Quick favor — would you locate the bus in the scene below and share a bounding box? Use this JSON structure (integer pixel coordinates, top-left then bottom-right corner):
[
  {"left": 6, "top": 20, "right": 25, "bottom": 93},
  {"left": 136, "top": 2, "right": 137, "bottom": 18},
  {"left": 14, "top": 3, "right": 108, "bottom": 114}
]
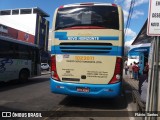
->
[
  {"left": 127, "top": 43, "right": 150, "bottom": 75},
  {"left": 0, "top": 35, "right": 41, "bottom": 82},
  {"left": 50, "top": 3, "right": 124, "bottom": 98}
]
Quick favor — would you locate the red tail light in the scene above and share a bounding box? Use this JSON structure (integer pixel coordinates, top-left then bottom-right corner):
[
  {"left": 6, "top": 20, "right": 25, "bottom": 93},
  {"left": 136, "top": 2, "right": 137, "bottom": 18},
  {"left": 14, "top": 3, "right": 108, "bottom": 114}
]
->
[
  {"left": 58, "top": 6, "right": 64, "bottom": 10},
  {"left": 112, "top": 4, "right": 117, "bottom": 7},
  {"left": 109, "top": 57, "right": 122, "bottom": 84},
  {"left": 51, "top": 55, "right": 60, "bottom": 81}
]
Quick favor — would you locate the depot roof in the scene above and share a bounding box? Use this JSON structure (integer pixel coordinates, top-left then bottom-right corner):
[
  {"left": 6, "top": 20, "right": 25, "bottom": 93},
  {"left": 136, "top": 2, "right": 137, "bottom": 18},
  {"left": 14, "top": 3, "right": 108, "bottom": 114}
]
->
[{"left": 132, "top": 20, "right": 153, "bottom": 45}]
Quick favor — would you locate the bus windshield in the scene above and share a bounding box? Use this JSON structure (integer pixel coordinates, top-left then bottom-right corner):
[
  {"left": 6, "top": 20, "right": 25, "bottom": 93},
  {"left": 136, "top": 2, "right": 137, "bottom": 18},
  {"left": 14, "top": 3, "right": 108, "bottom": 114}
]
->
[{"left": 55, "top": 6, "right": 119, "bottom": 30}]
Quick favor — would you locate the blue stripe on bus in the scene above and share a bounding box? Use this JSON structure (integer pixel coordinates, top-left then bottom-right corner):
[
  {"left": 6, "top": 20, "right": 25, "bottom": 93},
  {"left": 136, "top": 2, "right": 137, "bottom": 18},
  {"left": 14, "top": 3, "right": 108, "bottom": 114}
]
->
[
  {"left": 50, "top": 78, "right": 121, "bottom": 98},
  {"left": 51, "top": 45, "right": 123, "bottom": 56},
  {"left": 55, "top": 32, "right": 119, "bottom": 41}
]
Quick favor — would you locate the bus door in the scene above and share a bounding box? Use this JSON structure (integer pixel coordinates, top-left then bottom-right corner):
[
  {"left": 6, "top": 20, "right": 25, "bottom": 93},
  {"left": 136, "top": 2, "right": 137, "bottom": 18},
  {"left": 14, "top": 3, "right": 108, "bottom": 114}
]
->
[{"left": 31, "top": 48, "right": 40, "bottom": 76}]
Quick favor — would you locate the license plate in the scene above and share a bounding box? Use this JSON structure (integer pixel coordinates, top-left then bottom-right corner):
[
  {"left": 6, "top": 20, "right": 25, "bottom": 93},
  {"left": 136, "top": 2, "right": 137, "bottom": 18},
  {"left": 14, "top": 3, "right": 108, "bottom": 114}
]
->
[{"left": 77, "top": 87, "right": 89, "bottom": 92}]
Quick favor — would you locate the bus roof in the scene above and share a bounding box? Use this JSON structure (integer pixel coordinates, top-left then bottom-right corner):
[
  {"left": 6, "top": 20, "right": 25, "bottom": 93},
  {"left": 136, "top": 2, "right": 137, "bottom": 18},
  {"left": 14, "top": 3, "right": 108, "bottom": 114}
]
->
[
  {"left": 59, "top": 2, "right": 118, "bottom": 8},
  {"left": 0, "top": 35, "right": 38, "bottom": 48}
]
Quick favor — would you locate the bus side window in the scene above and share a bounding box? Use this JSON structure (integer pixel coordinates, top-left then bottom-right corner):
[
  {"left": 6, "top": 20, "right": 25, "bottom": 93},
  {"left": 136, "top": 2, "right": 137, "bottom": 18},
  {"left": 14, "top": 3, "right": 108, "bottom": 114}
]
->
[
  {"left": 9, "top": 43, "right": 15, "bottom": 59},
  {"left": 14, "top": 43, "right": 19, "bottom": 59},
  {"left": 0, "top": 40, "right": 14, "bottom": 59},
  {"left": 28, "top": 47, "right": 32, "bottom": 60},
  {"left": 0, "top": 40, "right": 6, "bottom": 58},
  {"left": 18, "top": 45, "right": 29, "bottom": 60},
  {"left": 29, "top": 47, "right": 36, "bottom": 62}
]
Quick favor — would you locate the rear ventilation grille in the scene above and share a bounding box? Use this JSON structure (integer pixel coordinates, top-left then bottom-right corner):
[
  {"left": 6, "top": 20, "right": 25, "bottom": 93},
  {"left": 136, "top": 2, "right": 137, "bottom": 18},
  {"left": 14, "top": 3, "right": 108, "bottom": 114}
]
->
[
  {"left": 59, "top": 42, "right": 113, "bottom": 54},
  {"left": 60, "top": 42, "right": 112, "bottom": 46}
]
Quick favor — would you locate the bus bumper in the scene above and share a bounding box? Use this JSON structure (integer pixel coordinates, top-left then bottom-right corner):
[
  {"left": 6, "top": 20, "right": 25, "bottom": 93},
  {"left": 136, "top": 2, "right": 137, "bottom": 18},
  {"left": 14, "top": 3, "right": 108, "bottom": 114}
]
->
[{"left": 50, "top": 78, "right": 121, "bottom": 98}]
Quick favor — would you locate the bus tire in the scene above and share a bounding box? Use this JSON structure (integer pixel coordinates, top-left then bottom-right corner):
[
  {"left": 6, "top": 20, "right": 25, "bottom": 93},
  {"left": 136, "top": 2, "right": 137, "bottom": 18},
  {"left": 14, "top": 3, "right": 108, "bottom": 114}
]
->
[{"left": 19, "top": 69, "right": 29, "bottom": 82}]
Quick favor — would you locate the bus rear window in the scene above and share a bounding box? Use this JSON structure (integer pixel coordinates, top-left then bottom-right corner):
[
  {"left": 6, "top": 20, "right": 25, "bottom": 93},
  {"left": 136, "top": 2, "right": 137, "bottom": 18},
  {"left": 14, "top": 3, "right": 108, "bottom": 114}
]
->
[{"left": 55, "top": 6, "right": 119, "bottom": 30}]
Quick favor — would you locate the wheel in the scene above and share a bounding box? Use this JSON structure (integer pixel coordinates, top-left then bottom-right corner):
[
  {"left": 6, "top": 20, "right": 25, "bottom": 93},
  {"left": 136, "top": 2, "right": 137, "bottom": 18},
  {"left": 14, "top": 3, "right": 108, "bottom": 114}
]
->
[{"left": 19, "top": 69, "right": 29, "bottom": 82}]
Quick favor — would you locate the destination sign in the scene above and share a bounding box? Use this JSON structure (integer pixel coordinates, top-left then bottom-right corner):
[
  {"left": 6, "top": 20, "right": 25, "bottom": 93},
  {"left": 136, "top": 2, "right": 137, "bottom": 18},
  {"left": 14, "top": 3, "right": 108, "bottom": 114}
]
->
[{"left": 147, "top": 0, "right": 160, "bottom": 36}]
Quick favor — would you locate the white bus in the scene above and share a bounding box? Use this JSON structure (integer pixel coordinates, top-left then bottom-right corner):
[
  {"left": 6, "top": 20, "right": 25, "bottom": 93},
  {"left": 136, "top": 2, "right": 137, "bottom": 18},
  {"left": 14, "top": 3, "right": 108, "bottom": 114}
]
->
[
  {"left": 50, "top": 3, "right": 124, "bottom": 98},
  {"left": 0, "top": 35, "right": 41, "bottom": 82}
]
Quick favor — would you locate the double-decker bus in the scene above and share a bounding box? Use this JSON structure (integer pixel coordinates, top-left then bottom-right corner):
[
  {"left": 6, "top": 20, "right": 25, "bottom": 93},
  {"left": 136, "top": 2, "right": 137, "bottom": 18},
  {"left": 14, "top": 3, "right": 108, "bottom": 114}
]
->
[
  {"left": 50, "top": 3, "right": 124, "bottom": 98},
  {"left": 0, "top": 35, "right": 41, "bottom": 82}
]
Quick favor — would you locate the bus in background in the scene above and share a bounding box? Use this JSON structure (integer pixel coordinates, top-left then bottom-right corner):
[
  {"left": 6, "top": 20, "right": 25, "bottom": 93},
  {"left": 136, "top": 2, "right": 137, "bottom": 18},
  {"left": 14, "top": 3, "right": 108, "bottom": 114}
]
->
[
  {"left": 127, "top": 43, "right": 150, "bottom": 75},
  {"left": 0, "top": 35, "right": 41, "bottom": 82},
  {"left": 50, "top": 3, "right": 124, "bottom": 98}
]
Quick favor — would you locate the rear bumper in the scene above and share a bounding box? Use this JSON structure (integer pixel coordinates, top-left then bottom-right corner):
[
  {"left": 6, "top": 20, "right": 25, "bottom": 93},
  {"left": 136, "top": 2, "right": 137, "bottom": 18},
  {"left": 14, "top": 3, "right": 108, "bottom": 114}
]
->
[{"left": 50, "top": 78, "right": 121, "bottom": 98}]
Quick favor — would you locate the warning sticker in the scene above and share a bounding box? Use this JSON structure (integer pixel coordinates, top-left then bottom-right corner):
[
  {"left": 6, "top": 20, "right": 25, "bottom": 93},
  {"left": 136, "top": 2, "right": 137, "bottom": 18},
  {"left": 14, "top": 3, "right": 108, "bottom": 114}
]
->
[
  {"left": 87, "top": 71, "right": 108, "bottom": 78},
  {"left": 62, "top": 69, "right": 74, "bottom": 77},
  {"left": 56, "top": 55, "right": 63, "bottom": 62}
]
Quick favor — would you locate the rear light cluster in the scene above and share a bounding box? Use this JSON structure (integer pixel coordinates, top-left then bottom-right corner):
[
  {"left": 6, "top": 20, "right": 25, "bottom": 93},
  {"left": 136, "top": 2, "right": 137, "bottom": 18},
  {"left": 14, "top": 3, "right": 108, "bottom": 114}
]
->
[
  {"left": 112, "top": 4, "right": 117, "bottom": 7},
  {"left": 51, "top": 56, "right": 60, "bottom": 81},
  {"left": 58, "top": 6, "right": 64, "bottom": 10},
  {"left": 109, "top": 57, "right": 122, "bottom": 84}
]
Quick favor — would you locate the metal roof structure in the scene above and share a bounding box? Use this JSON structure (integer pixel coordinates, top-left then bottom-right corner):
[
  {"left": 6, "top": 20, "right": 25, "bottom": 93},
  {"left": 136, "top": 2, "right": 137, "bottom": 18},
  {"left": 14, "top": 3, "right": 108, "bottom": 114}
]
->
[
  {"left": 0, "top": 35, "right": 38, "bottom": 47},
  {"left": 0, "top": 7, "right": 49, "bottom": 17},
  {"left": 132, "top": 20, "right": 153, "bottom": 45}
]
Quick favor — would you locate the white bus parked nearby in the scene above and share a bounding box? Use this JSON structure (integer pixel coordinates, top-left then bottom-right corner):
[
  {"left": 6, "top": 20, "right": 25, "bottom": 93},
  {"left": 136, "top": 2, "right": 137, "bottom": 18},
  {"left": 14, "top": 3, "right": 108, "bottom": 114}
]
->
[{"left": 0, "top": 35, "right": 41, "bottom": 82}]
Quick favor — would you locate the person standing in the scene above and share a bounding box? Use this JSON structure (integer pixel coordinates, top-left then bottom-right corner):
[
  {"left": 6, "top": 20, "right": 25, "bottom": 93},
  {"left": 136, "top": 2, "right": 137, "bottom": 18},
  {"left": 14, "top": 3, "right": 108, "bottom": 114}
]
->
[
  {"left": 143, "top": 62, "right": 149, "bottom": 75},
  {"left": 138, "top": 62, "right": 149, "bottom": 94},
  {"left": 138, "top": 71, "right": 148, "bottom": 94},
  {"left": 132, "top": 63, "right": 139, "bottom": 80},
  {"left": 128, "top": 63, "right": 133, "bottom": 79},
  {"left": 138, "top": 62, "right": 142, "bottom": 77},
  {"left": 124, "top": 63, "right": 128, "bottom": 75}
]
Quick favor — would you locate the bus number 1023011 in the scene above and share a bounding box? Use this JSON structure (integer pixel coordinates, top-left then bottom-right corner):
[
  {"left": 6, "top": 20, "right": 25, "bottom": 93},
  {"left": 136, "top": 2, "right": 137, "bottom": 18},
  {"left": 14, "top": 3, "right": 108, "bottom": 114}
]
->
[{"left": 75, "top": 56, "right": 95, "bottom": 61}]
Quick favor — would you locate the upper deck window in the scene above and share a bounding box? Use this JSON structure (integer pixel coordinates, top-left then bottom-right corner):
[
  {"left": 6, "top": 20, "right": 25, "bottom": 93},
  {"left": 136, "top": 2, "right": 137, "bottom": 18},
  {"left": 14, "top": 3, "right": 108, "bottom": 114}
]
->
[{"left": 55, "top": 6, "right": 119, "bottom": 30}]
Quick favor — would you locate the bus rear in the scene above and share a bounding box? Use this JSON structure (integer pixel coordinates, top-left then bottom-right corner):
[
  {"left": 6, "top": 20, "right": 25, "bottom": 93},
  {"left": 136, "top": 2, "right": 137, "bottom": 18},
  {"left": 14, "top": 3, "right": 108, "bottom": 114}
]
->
[{"left": 50, "top": 3, "right": 124, "bottom": 98}]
